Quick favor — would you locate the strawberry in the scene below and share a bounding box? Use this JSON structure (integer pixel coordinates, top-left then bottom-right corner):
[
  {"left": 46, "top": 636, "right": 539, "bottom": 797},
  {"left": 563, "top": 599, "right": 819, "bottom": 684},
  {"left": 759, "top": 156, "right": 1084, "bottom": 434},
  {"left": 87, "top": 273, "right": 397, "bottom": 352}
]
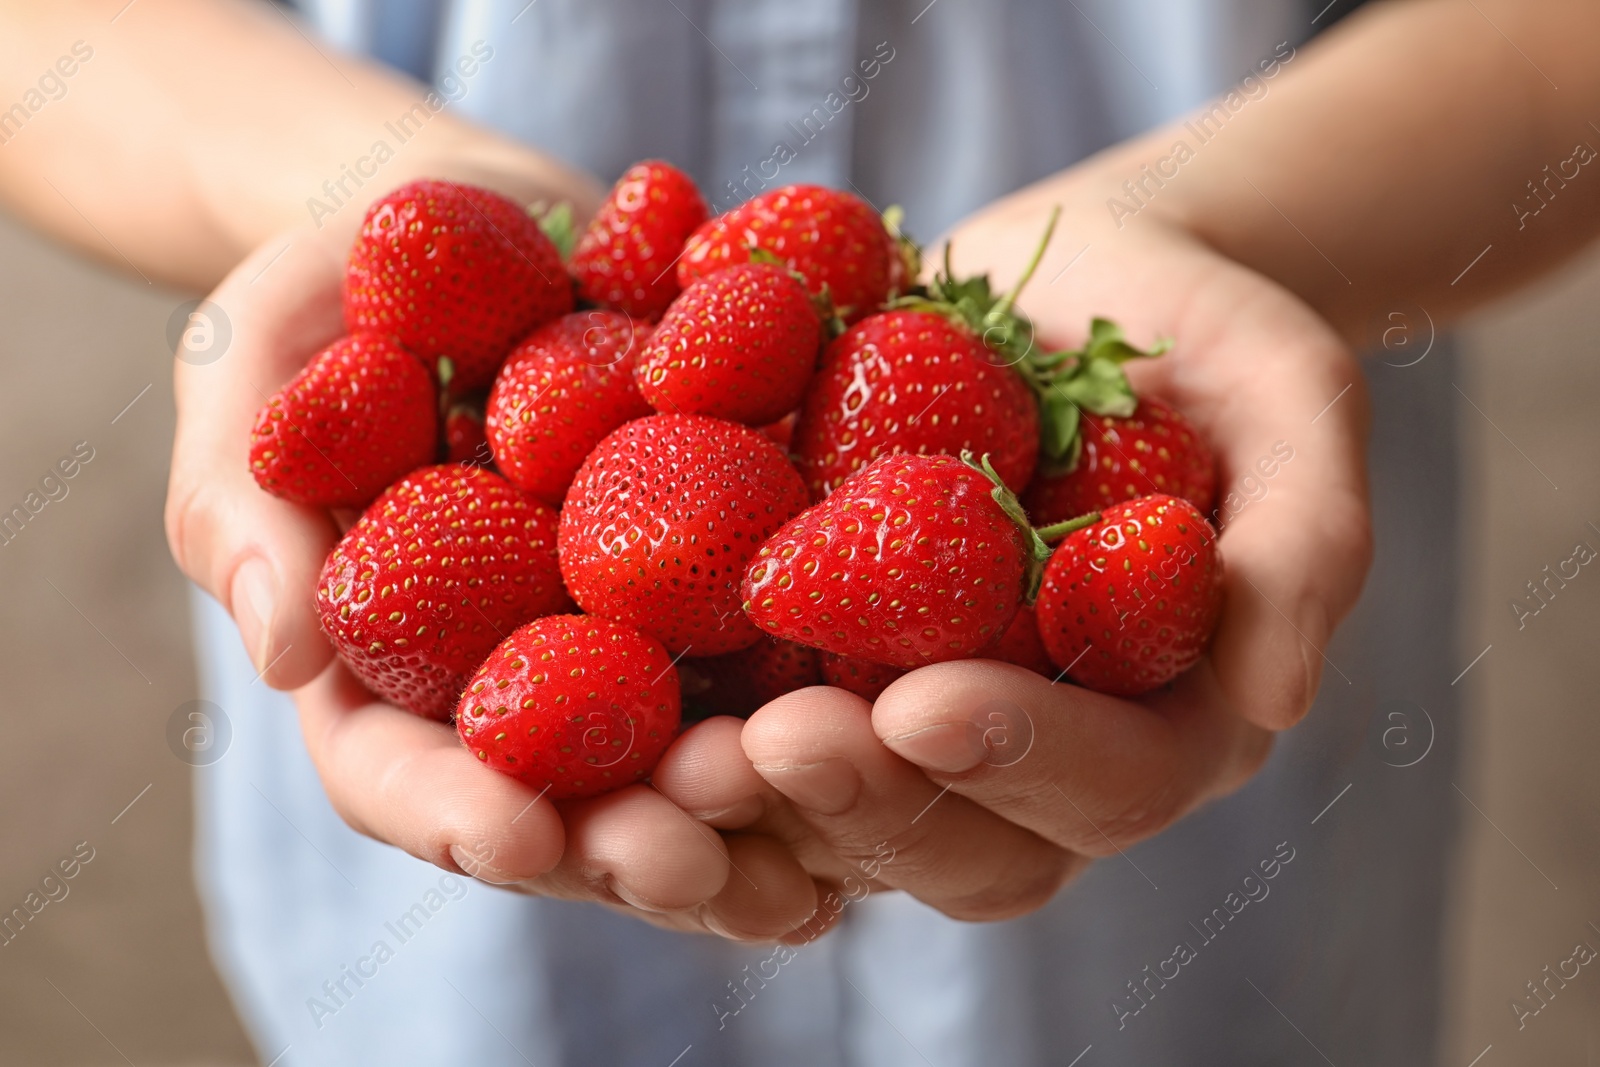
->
[
  {"left": 985, "top": 604, "right": 1056, "bottom": 678},
  {"left": 1035, "top": 494, "right": 1224, "bottom": 697},
  {"left": 743, "top": 452, "right": 1078, "bottom": 669},
  {"left": 819, "top": 653, "right": 906, "bottom": 703},
  {"left": 456, "top": 614, "right": 680, "bottom": 799},
  {"left": 1023, "top": 396, "right": 1215, "bottom": 526},
  {"left": 317, "top": 465, "right": 571, "bottom": 719},
  {"left": 444, "top": 398, "right": 491, "bottom": 467},
  {"left": 793, "top": 309, "right": 1040, "bottom": 500},
  {"left": 571, "top": 161, "right": 709, "bottom": 321},
  {"left": 559, "top": 413, "right": 810, "bottom": 656},
  {"left": 678, "top": 636, "right": 821, "bottom": 720},
  {"left": 250, "top": 334, "right": 436, "bottom": 508},
  {"left": 343, "top": 179, "right": 571, "bottom": 393},
  {"left": 818, "top": 606, "right": 1050, "bottom": 701},
  {"left": 817, "top": 607, "right": 1051, "bottom": 701},
  {"left": 678, "top": 184, "right": 894, "bottom": 320},
  {"left": 485, "top": 310, "right": 654, "bottom": 504},
  {"left": 759, "top": 412, "right": 799, "bottom": 450},
  {"left": 636, "top": 262, "right": 822, "bottom": 425}
]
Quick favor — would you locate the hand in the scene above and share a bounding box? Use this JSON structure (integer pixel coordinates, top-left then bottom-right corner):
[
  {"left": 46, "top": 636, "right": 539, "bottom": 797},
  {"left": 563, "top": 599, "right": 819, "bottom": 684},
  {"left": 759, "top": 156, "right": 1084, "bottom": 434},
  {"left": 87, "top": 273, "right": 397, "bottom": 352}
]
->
[
  {"left": 660, "top": 187, "right": 1373, "bottom": 921},
  {"left": 295, "top": 663, "right": 831, "bottom": 942},
  {"left": 164, "top": 186, "right": 825, "bottom": 942}
]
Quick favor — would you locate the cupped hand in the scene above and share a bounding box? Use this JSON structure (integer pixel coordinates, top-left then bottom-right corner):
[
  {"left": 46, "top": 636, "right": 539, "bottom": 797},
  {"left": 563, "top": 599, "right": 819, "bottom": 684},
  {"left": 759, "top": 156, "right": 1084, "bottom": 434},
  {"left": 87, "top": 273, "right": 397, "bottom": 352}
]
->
[
  {"left": 296, "top": 662, "right": 833, "bottom": 943},
  {"left": 677, "top": 185, "right": 1373, "bottom": 921},
  {"left": 164, "top": 193, "right": 826, "bottom": 942}
]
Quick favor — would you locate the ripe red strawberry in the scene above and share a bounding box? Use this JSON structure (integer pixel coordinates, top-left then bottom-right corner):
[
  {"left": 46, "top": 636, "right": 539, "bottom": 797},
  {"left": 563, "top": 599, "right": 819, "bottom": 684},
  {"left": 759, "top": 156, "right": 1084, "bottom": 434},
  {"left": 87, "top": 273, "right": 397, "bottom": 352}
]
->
[
  {"left": 1035, "top": 494, "right": 1224, "bottom": 697},
  {"left": 636, "top": 262, "right": 822, "bottom": 425},
  {"left": 760, "top": 412, "right": 799, "bottom": 450},
  {"left": 444, "top": 399, "right": 491, "bottom": 467},
  {"left": 678, "top": 636, "right": 821, "bottom": 720},
  {"left": 678, "top": 185, "right": 894, "bottom": 320},
  {"left": 985, "top": 604, "right": 1056, "bottom": 678},
  {"left": 456, "top": 614, "right": 680, "bottom": 799},
  {"left": 820, "top": 653, "right": 906, "bottom": 703},
  {"left": 571, "top": 161, "right": 709, "bottom": 321},
  {"left": 250, "top": 334, "right": 436, "bottom": 508},
  {"left": 559, "top": 414, "right": 810, "bottom": 656},
  {"left": 793, "top": 310, "right": 1040, "bottom": 499},
  {"left": 343, "top": 180, "right": 571, "bottom": 393},
  {"left": 1023, "top": 397, "right": 1215, "bottom": 526},
  {"left": 743, "top": 452, "right": 1065, "bottom": 669},
  {"left": 486, "top": 310, "right": 654, "bottom": 503},
  {"left": 317, "top": 465, "right": 571, "bottom": 719}
]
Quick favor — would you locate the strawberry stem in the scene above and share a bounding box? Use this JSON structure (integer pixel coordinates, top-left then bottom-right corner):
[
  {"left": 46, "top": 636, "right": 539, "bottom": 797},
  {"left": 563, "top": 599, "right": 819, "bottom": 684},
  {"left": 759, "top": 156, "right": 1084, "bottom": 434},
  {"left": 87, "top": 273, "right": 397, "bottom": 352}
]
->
[
  {"left": 435, "top": 356, "right": 456, "bottom": 424},
  {"left": 1034, "top": 511, "right": 1101, "bottom": 543},
  {"left": 960, "top": 450, "right": 1058, "bottom": 607},
  {"left": 986, "top": 205, "right": 1060, "bottom": 324}
]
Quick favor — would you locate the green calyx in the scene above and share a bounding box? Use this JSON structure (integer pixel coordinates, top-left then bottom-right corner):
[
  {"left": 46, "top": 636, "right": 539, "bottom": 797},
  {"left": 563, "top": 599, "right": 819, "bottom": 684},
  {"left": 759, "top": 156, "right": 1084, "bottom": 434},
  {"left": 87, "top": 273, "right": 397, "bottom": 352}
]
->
[
  {"left": 962, "top": 449, "right": 1104, "bottom": 608},
  {"left": 961, "top": 450, "right": 1058, "bottom": 607},
  {"left": 883, "top": 204, "right": 923, "bottom": 299},
  {"left": 895, "top": 206, "right": 1172, "bottom": 472},
  {"left": 532, "top": 200, "right": 578, "bottom": 261},
  {"left": 748, "top": 246, "right": 847, "bottom": 338}
]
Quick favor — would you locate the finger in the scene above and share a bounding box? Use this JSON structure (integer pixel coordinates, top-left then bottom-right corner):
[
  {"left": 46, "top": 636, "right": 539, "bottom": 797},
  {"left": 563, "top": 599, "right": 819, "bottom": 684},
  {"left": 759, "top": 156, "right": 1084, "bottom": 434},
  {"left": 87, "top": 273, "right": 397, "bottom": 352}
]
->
[
  {"left": 872, "top": 659, "right": 1272, "bottom": 855},
  {"left": 166, "top": 230, "right": 347, "bottom": 689},
  {"left": 296, "top": 659, "right": 566, "bottom": 880},
  {"left": 1199, "top": 337, "right": 1371, "bottom": 730},
  {"left": 652, "top": 713, "right": 862, "bottom": 884},
  {"left": 694, "top": 834, "right": 825, "bottom": 942},
  {"left": 745, "top": 687, "right": 1082, "bottom": 922},
  {"left": 525, "top": 785, "right": 732, "bottom": 912},
  {"left": 651, "top": 716, "right": 777, "bottom": 828},
  {"left": 1115, "top": 261, "right": 1372, "bottom": 731}
]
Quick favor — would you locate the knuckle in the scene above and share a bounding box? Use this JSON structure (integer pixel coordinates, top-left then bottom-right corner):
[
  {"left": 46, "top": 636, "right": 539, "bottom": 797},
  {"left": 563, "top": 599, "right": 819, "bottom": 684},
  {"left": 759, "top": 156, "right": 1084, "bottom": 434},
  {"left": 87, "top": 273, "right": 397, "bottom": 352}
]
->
[{"left": 1071, "top": 776, "right": 1185, "bottom": 853}]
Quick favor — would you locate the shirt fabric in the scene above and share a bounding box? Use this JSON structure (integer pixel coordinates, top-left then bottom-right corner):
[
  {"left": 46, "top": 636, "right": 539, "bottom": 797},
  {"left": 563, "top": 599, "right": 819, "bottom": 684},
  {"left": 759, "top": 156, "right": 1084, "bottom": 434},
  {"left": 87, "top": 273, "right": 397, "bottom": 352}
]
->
[{"left": 194, "top": 2, "right": 1460, "bottom": 1064}]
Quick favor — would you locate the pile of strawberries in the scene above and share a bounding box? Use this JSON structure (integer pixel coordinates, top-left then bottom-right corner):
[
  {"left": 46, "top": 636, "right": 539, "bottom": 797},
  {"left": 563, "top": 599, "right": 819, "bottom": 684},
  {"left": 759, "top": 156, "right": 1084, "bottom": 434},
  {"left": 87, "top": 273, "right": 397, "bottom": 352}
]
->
[{"left": 249, "top": 163, "right": 1223, "bottom": 801}]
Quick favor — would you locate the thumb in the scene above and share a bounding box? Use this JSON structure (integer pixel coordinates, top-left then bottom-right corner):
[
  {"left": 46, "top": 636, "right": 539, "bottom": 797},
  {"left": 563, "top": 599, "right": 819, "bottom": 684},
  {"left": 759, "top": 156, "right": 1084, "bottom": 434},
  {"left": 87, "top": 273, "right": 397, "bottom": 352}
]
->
[{"left": 164, "top": 230, "right": 346, "bottom": 689}]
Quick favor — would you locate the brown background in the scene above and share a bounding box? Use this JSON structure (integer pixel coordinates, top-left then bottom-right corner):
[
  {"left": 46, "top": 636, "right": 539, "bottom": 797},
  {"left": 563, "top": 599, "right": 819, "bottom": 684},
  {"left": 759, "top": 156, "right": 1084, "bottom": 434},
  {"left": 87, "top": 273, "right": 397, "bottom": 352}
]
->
[{"left": 0, "top": 206, "right": 1596, "bottom": 1065}]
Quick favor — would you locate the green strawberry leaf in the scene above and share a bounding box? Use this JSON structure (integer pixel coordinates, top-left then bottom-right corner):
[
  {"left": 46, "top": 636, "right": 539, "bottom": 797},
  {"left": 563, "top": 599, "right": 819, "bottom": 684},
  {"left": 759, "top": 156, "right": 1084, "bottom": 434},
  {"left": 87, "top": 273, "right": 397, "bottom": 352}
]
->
[
  {"left": 1037, "top": 390, "right": 1082, "bottom": 467},
  {"left": 536, "top": 201, "right": 578, "bottom": 261},
  {"left": 1026, "top": 319, "right": 1171, "bottom": 462},
  {"left": 891, "top": 207, "right": 1174, "bottom": 469},
  {"left": 1080, "top": 316, "right": 1173, "bottom": 365},
  {"left": 1052, "top": 357, "right": 1138, "bottom": 417}
]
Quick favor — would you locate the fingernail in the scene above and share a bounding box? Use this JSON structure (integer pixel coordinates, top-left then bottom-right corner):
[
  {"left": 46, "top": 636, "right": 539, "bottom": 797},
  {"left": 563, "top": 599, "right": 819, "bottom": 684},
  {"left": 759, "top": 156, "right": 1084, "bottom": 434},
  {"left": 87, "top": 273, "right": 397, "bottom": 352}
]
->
[
  {"left": 754, "top": 758, "right": 860, "bottom": 815},
  {"left": 231, "top": 558, "right": 277, "bottom": 673},
  {"left": 448, "top": 844, "right": 519, "bottom": 885},
  {"left": 883, "top": 723, "right": 985, "bottom": 774}
]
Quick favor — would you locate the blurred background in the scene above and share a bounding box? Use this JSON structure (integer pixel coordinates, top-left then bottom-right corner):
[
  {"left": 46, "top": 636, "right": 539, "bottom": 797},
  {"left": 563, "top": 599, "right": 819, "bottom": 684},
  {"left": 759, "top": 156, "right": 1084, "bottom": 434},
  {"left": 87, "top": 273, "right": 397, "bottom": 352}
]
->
[{"left": 0, "top": 202, "right": 1597, "bottom": 1064}]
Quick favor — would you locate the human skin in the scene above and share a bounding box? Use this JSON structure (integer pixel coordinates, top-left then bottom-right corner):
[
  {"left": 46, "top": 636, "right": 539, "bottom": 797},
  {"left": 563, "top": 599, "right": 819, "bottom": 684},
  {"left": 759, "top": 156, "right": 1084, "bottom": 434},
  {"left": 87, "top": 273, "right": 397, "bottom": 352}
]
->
[{"left": 2, "top": 0, "right": 1598, "bottom": 936}]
